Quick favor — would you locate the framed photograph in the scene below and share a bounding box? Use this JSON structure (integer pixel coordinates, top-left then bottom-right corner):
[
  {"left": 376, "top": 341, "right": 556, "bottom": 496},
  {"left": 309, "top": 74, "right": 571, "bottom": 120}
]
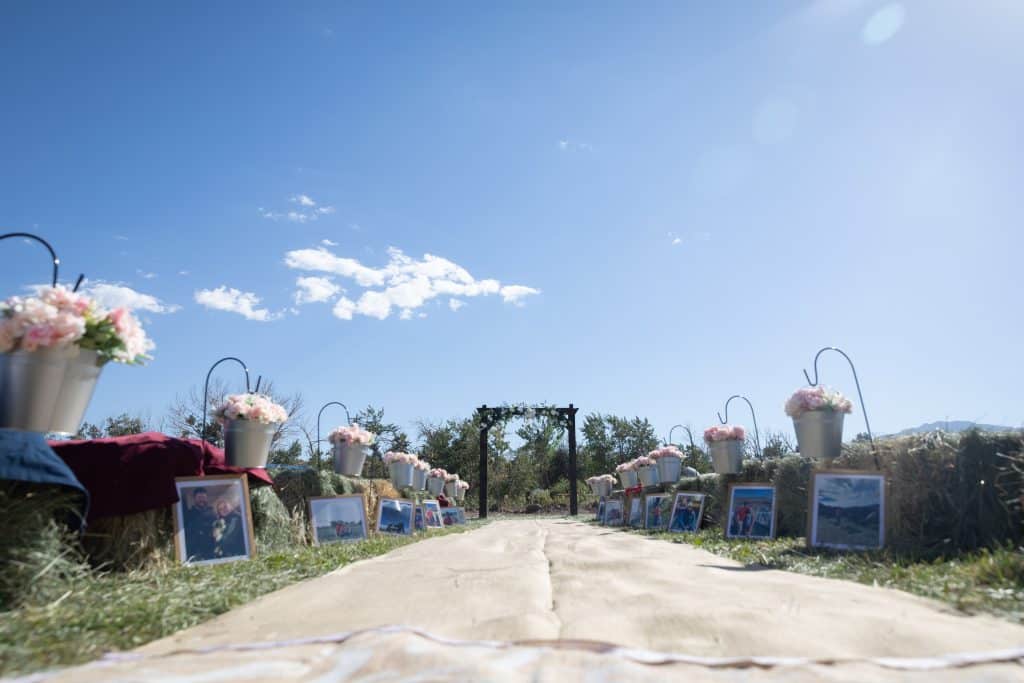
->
[
  {"left": 172, "top": 475, "right": 255, "bottom": 566},
  {"left": 669, "top": 492, "right": 706, "bottom": 533},
  {"left": 725, "top": 485, "right": 776, "bottom": 540},
  {"left": 376, "top": 498, "right": 415, "bottom": 535},
  {"left": 441, "top": 507, "right": 460, "bottom": 526},
  {"left": 455, "top": 507, "right": 466, "bottom": 524},
  {"left": 596, "top": 499, "right": 606, "bottom": 522},
  {"left": 627, "top": 495, "right": 643, "bottom": 528},
  {"left": 809, "top": 471, "right": 886, "bottom": 550},
  {"left": 422, "top": 500, "right": 444, "bottom": 530},
  {"left": 602, "top": 499, "right": 624, "bottom": 526},
  {"left": 309, "top": 494, "right": 368, "bottom": 545},
  {"left": 643, "top": 493, "right": 672, "bottom": 530},
  {"left": 414, "top": 506, "right": 425, "bottom": 531}
]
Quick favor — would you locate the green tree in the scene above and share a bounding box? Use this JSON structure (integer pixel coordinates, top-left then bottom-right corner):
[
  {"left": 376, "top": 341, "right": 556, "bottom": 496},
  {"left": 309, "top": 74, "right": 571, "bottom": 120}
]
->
[
  {"left": 352, "top": 405, "right": 411, "bottom": 477},
  {"left": 269, "top": 439, "right": 304, "bottom": 466},
  {"left": 74, "top": 413, "right": 146, "bottom": 439},
  {"left": 580, "top": 413, "right": 659, "bottom": 477}
]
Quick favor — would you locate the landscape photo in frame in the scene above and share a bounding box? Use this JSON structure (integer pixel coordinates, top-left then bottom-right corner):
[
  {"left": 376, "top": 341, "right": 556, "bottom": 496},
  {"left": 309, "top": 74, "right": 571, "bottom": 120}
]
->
[
  {"left": 809, "top": 471, "right": 886, "bottom": 550},
  {"left": 603, "top": 499, "right": 624, "bottom": 526},
  {"left": 376, "top": 498, "right": 415, "bottom": 535},
  {"left": 643, "top": 493, "right": 672, "bottom": 530},
  {"left": 725, "top": 485, "right": 777, "bottom": 540},
  {"left": 308, "top": 495, "right": 368, "bottom": 545},
  {"left": 172, "top": 475, "right": 255, "bottom": 566},
  {"left": 668, "top": 492, "right": 705, "bottom": 533}
]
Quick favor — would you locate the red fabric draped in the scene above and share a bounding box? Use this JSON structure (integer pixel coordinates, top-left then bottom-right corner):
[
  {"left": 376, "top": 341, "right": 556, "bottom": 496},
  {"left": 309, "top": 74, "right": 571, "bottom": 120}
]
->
[{"left": 48, "top": 432, "right": 273, "bottom": 521}]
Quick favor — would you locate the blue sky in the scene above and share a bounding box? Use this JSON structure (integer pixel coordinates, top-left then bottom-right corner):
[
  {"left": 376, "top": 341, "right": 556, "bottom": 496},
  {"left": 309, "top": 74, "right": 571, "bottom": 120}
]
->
[{"left": 2, "top": 1, "right": 1022, "bottom": 445}]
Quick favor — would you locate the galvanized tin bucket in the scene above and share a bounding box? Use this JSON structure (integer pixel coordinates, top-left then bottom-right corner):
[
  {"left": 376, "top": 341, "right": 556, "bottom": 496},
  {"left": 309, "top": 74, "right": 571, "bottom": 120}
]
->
[
  {"left": 333, "top": 442, "right": 368, "bottom": 476},
  {"left": 413, "top": 468, "right": 427, "bottom": 490},
  {"left": 0, "top": 347, "right": 76, "bottom": 432},
  {"left": 793, "top": 409, "right": 845, "bottom": 461},
  {"left": 618, "top": 469, "right": 639, "bottom": 489},
  {"left": 657, "top": 455, "right": 683, "bottom": 484},
  {"left": 49, "top": 349, "right": 104, "bottom": 436},
  {"left": 455, "top": 486, "right": 466, "bottom": 501},
  {"left": 637, "top": 465, "right": 660, "bottom": 488},
  {"left": 594, "top": 479, "right": 613, "bottom": 498},
  {"left": 389, "top": 461, "right": 415, "bottom": 489},
  {"left": 224, "top": 418, "right": 277, "bottom": 468},
  {"left": 427, "top": 476, "right": 445, "bottom": 496},
  {"left": 444, "top": 480, "right": 459, "bottom": 498},
  {"left": 710, "top": 439, "right": 744, "bottom": 474}
]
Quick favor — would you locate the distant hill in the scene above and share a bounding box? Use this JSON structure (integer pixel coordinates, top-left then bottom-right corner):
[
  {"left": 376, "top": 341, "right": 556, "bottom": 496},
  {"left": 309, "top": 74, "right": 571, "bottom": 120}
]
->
[{"left": 892, "top": 421, "right": 1018, "bottom": 436}]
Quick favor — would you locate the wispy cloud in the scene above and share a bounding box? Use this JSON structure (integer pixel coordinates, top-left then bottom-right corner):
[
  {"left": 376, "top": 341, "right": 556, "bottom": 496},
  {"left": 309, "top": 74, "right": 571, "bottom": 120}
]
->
[
  {"left": 178, "top": 270, "right": 190, "bottom": 276},
  {"left": 260, "top": 194, "right": 336, "bottom": 223},
  {"left": 291, "top": 194, "right": 316, "bottom": 207},
  {"left": 194, "top": 286, "right": 277, "bottom": 321},
  {"left": 558, "top": 139, "right": 594, "bottom": 152},
  {"left": 284, "top": 245, "right": 541, "bottom": 321},
  {"left": 321, "top": 238, "right": 338, "bottom": 247},
  {"left": 449, "top": 298, "right": 465, "bottom": 312},
  {"left": 83, "top": 282, "right": 181, "bottom": 314},
  {"left": 136, "top": 269, "right": 157, "bottom": 280},
  {"left": 293, "top": 276, "right": 341, "bottom": 305},
  {"left": 668, "top": 231, "right": 683, "bottom": 246}
]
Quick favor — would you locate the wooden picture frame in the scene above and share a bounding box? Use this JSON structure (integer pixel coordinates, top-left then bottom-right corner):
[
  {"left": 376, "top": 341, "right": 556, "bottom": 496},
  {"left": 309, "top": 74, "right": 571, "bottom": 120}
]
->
[
  {"left": 643, "top": 492, "right": 672, "bottom": 530},
  {"left": 808, "top": 470, "right": 886, "bottom": 550},
  {"left": 375, "top": 497, "right": 415, "bottom": 535},
  {"left": 309, "top": 494, "right": 368, "bottom": 545},
  {"left": 668, "top": 492, "right": 706, "bottom": 533},
  {"left": 725, "top": 484, "right": 777, "bottom": 540},
  {"left": 441, "top": 507, "right": 460, "bottom": 527},
  {"left": 172, "top": 474, "right": 255, "bottom": 566},
  {"left": 602, "top": 499, "right": 624, "bottom": 526}
]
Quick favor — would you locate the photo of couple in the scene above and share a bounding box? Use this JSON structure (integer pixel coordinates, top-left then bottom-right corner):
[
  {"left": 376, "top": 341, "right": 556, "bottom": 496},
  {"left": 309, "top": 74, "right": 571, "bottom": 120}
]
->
[{"left": 174, "top": 475, "right": 254, "bottom": 565}]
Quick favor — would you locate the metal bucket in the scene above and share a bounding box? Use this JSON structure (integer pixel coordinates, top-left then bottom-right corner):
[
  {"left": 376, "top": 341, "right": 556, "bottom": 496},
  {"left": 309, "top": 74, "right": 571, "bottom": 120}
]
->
[
  {"left": 49, "top": 349, "right": 104, "bottom": 436},
  {"left": 444, "top": 480, "right": 459, "bottom": 498},
  {"left": 618, "top": 470, "right": 639, "bottom": 489},
  {"left": 594, "top": 479, "right": 613, "bottom": 498},
  {"left": 455, "top": 486, "right": 466, "bottom": 501},
  {"left": 637, "top": 465, "right": 660, "bottom": 488},
  {"left": 413, "top": 468, "right": 427, "bottom": 490},
  {"left": 333, "top": 442, "right": 368, "bottom": 476},
  {"left": 389, "top": 462, "right": 415, "bottom": 489},
  {"left": 657, "top": 455, "right": 683, "bottom": 484},
  {"left": 794, "top": 410, "right": 845, "bottom": 461},
  {"left": 427, "top": 476, "right": 445, "bottom": 496},
  {"left": 0, "top": 347, "right": 76, "bottom": 432},
  {"left": 710, "top": 440, "right": 744, "bottom": 474},
  {"left": 224, "top": 418, "right": 277, "bottom": 468}
]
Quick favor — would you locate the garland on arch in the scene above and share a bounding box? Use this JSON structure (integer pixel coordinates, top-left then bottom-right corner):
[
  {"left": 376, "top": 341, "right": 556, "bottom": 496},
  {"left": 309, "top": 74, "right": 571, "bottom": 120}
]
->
[{"left": 476, "top": 402, "right": 574, "bottom": 430}]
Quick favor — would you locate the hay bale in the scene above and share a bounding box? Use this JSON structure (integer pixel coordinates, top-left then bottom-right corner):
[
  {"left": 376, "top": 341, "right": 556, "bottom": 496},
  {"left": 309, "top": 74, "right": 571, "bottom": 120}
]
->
[
  {"left": 82, "top": 508, "right": 174, "bottom": 571},
  {"left": 251, "top": 486, "right": 300, "bottom": 552}
]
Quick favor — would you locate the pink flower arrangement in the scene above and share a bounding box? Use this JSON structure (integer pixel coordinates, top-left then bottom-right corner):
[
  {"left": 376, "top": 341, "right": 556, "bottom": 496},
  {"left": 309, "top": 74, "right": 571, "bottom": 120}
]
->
[
  {"left": 327, "top": 424, "right": 375, "bottom": 446},
  {"left": 0, "top": 286, "right": 154, "bottom": 364},
  {"left": 214, "top": 393, "right": 288, "bottom": 425},
  {"left": 648, "top": 446, "right": 684, "bottom": 460},
  {"left": 428, "top": 467, "right": 449, "bottom": 480},
  {"left": 456, "top": 480, "right": 470, "bottom": 491},
  {"left": 445, "top": 472, "right": 460, "bottom": 482},
  {"left": 785, "top": 386, "right": 854, "bottom": 418},
  {"left": 413, "top": 459, "right": 431, "bottom": 472},
  {"left": 615, "top": 460, "right": 637, "bottom": 472},
  {"left": 587, "top": 474, "right": 615, "bottom": 485},
  {"left": 383, "top": 451, "right": 419, "bottom": 466},
  {"left": 703, "top": 425, "right": 746, "bottom": 443},
  {"left": 633, "top": 456, "right": 656, "bottom": 468}
]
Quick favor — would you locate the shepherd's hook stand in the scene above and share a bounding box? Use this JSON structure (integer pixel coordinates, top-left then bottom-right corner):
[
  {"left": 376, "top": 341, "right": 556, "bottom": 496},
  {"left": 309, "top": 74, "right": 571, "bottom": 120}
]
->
[
  {"left": 200, "top": 357, "right": 261, "bottom": 455},
  {"left": 802, "top": 345, "right": 878, "bottom": 468},
  {"left": 668, "top": 424, "right": 696, "bottom": 452},
  {"left": 0, "top": 231, "right": 86, "bottom": 291},
  {"left": 316, "top": 401, "right": 351, "bottom": 470},
  {"left": 717, "top": 395, "right": 761, "bottom": 458}
]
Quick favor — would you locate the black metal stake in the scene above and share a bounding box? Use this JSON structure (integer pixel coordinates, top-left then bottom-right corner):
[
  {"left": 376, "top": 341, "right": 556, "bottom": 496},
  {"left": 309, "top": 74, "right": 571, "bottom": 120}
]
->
[
  {"left": 315, "top": 401, "right": 351, "bottom": 470},
  {"left": 200, "top": 356, "right": 259, "bottom": 450},
  {"left": 717, "top": 395, "right": 762, "bottom": 458},
  {"left": 0, "top": 231, "right": 85, "bottom": 289}
]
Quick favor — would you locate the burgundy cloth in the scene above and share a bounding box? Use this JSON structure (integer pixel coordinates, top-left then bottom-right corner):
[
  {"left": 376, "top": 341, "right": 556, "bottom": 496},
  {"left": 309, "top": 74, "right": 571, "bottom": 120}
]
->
[{"left": 48, "top": 432, "right": 273, "bottom": 521}]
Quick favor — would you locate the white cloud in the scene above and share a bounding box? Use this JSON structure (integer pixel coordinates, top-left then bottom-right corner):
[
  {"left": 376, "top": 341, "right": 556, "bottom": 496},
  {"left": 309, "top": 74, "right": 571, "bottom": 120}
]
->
[
  {"left": 291, "top": 194, "right": 316, "bottom": 207},
  {"left": 321, "top": 238, "right": 338, "bottom": 246},
  {"left": 672, "top": 237, "right": 682, "bottom": 246},
  {"left": 294, "top": 276, "right": 341, "bottom": 305},
  {"left": 558, "top": 139, "right": 594, "bottom": 152},
  {"left": 332, "top": 296, "right": 356, "bottom": 320},
  {"left": 83, "top": 282, "right": 181, "bottom": 314},
  {"left": 399, "top": 309, "right": 413, "bottom": 320},
  {"left": 317, "top": 206, "right": 335, "bottom": 215},
  {"left": 194, "top": 286, "right": 276, "bottom": 321},
  {"left": 136, "top": 269, "right": 157, "bottom": 280},
  {"left": 284, "top": 245, "right": 540, "bottom": 320},
  {"left": 178, "top": 270, "right": 190, "bottom": 276},
  {"left": 261, "top": 195, "right": 335, "bottom": 223}
]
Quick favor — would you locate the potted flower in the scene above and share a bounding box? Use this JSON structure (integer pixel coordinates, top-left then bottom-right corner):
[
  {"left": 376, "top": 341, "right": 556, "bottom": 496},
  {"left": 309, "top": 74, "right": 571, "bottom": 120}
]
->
[
  {"left": 413, "top": 459, "right": 430, "bottom": 490},
  {"left": 455, "top": 479, "right": 469, "bottom": 501},
  {"left": 214, "top": 393, "right": 288, "bottom": 468},
  {"left": 615, "top": 460, "right": 639, "bottom": 489},
  {"left": 0, "top": 285, "right": 153, "bottom": 433},
  {"left": 634, "top": 456, "right": 660, "bottom": 487},
  {"left": 587, "top": 474, "right": 615, "bottom": 498},
  {"left": 383, "top": 451, "right": 418, "bottom": 488},
  {"left": 649, "top": 445, "right": 684, "bottom": 484},
  {"left": 444, "top": 472, "right": 461, "bottom": 499},
  {"left": 786, "top": 386, "right": 853, "bottom": 461},
  {"left": 427, "top": 467, "right": 448, "bottom": 496},
  {"left": 704, "top": 424, "right": 746, "bottom": 474},
  {"left": 328, "top": 423, "right": 375, "bottom": 476}
]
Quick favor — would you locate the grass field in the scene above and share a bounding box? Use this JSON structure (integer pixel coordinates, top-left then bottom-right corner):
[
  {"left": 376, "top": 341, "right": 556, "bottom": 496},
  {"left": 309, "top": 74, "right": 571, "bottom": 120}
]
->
[{"left": 0, "top": 522, "right": 483, "bottom": 678}]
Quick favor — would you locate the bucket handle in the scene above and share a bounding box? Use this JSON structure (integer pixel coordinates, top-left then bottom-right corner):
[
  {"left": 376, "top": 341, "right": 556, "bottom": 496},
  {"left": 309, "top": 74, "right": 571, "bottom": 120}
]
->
[
  {"left": 200, "top": 356, "right": 261, "bottom": 450},
  {"left": 717, "top": 395, "right": 761, "bottom": 458},
  {"left": 802, "top": 346, "right": 873, "bottom": 444},
  {"left": 0, "top": 231, "right": 86, "bottom": 291}
]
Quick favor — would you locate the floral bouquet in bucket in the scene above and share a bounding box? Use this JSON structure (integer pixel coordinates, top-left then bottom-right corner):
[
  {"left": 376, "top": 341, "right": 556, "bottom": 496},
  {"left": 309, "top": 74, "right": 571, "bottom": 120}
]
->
[
  {"left": 615, "top": 459, "right": 639, "bottom": 489},
  {"left": 785, "top": 386, "right": 853, "bottom": 461},
  {"left": 214, "top": 393, "right": 288, "bottom": 468},
  {"left": 444, "top": 472, "right": 461, "bottom": 499},
  {"left": 649, "top": 445, "right": 685, "bottom": 484},
  {"left": 328, "top": 423, "right": 375, "bottom": 476},
  {"left": 633, "top": 455, "right": 660, "bottom": 487},
  {"left": 455, "top": 479, "right": 469, "bottom": 501},
  {"left": 412, "top": 458, "right": 431, "bottom": 490},
  {"left": 383, "top": 451, "right": 419, "bottom": 489},
  {"left": 704, "top": 424, "right": 745, "bottom": 474},
  {"left": 0, "top": 285, "right": 153, "bottom": 433},
  {"left": 586, "top": 474, "right": 615, "bottom": 498},
  {"left": 427, "top": 467, "right": 448, "bottom": 496}
]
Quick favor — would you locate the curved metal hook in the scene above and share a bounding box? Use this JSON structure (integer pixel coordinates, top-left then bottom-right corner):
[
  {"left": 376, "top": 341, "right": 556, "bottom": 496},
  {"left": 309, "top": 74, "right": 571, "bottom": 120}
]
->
[
  {"left": 717, "top": 394, "right": 761, "bottom": 457},
  {"left": 802, "top": 346, "right": 873, "bottom": 443},
  {"left": 667, "top": 424, "right": 696, "bottom": 452},
  {"left": 200, "top": 356, "right": 259, "bottom": 448},
  {"left": 0, "top": 231, "right": 86, "bottom": 288},
  {"left": 316, "top": 401, "right": 351, "bottom": 465}
]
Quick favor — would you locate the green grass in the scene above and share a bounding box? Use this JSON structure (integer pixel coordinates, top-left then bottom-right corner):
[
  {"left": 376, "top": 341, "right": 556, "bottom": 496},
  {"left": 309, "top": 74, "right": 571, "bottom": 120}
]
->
[
  {"left": 622, "top": 524, "right": 1024, "bottom": 624},
  {"left": 0, "top": 522, "right": 484, "bottom": 677}
]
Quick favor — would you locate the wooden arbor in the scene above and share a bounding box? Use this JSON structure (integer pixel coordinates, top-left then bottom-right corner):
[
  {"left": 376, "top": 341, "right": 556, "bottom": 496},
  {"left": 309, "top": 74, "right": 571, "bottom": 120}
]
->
[{"left": 476, "top": 403, "right": 579, "bottom": 519}]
